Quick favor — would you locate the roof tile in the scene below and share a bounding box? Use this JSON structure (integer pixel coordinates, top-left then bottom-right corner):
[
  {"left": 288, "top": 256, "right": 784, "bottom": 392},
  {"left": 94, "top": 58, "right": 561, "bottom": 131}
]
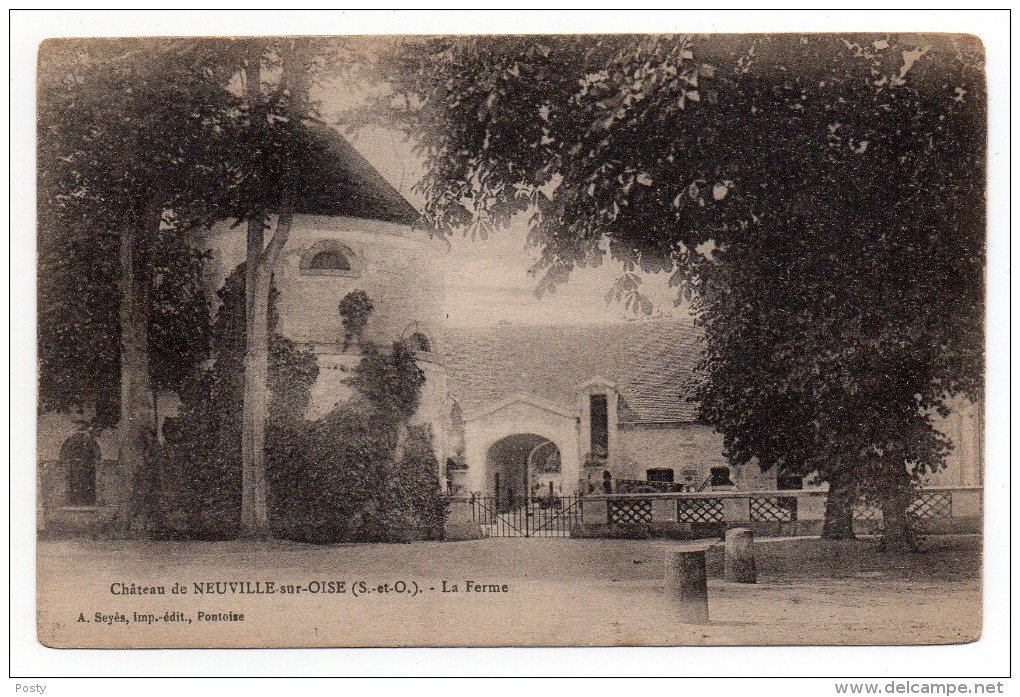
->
[
  {"left": 290, "top": 124, "right": 420, "bottom": 225},
  {"left": 445, "top": 320, "right": 705, "bottom": 423}
]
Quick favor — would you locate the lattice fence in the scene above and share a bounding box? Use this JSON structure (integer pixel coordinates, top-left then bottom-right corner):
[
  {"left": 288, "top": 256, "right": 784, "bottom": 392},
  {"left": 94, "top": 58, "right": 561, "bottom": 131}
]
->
[
  {"left": 853, "top": 502, "right": 882, "bottom": 521},
  {"left": 853, "top": 491, "right": 954, "bottom": 522},
  {"left": 677, "top": 497, "right": 724, "bottom": 523},
  {"left": 609, "top": 498, "right": 652, "bottom": 524},
  {"left": 750, "top": 496, "right": 797, "bottom": 522},
  {"left": 908, "top": 491, "right": 952, "bottom": 519}
]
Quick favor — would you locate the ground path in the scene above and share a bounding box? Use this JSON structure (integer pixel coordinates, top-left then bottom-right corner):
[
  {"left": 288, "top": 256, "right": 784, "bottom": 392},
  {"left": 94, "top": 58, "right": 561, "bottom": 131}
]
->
[{"left": 37, "top": 535, "right": 981, "bottom": 647}]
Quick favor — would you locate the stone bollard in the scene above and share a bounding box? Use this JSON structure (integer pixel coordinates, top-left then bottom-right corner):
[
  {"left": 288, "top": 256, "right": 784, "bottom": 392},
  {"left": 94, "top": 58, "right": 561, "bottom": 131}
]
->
[
  {"left": 663, "top": 546, "right": 710, "bottom": 624},
  {"left": 724, "top": 527, "right": 757, "bottom": 584}
]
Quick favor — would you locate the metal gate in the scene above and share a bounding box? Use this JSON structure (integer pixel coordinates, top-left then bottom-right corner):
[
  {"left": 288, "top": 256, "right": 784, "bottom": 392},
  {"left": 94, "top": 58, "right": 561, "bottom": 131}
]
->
[{"left": 470, "top": 493, "right": 582, "bottom": 537}]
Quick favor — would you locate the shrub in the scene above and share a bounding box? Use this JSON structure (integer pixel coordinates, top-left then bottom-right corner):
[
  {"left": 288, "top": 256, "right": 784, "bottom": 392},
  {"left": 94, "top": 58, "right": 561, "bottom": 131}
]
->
[
  {"left": 149, "top": 277, "right": 447, "bottom": 544},
  {"left": 363, "top": 425, "right": 450, "bottom": 542},
  {"left": 148, "top": 266, "right": 317, "bottom": 540},
  {"left": 270, "top": 351, "right": 448, "bottom": 544}
]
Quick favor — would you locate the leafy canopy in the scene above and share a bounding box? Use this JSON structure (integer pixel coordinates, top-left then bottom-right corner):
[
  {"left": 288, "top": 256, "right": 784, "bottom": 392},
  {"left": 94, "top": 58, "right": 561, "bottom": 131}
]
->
[{"left": 356, "top": 33, "right": 985, "bottom": 491}]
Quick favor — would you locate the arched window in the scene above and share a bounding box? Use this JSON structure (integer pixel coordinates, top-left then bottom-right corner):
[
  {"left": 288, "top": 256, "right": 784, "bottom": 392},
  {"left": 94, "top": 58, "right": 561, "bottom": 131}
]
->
[
  {"left": 300, "top": 241, "right": 360, "bottom": 276},
  {"left": 308, "top": 250, "right": 351, "bottom": 271},
  {"left": 60, "top": 432, "right": 99, "bottom": 506},
  {"left": 408, "top": 331, "right": 431, "bottom": 354}
]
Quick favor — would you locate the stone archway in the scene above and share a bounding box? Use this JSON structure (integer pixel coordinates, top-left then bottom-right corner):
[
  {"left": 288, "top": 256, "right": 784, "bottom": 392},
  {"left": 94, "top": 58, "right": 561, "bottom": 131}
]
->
[
  {"left": 485, "top": 433, "right": 561, "bottom": 511},
  {"left": 459, "top": 392, "right": 582, "bottom": 496}
]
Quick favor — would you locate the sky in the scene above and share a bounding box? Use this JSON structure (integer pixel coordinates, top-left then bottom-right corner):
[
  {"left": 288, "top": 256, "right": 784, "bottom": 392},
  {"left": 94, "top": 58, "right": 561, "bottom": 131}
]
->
[
  {"left": 325, "top": 112, "right": 690, "bottom": 328},
  {"left": 311, "top": 31, "right": 968, "bottom": 329}
]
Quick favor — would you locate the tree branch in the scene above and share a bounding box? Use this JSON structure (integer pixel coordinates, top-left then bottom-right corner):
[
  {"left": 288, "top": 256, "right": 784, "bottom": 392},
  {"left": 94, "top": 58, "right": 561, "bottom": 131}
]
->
[{"left": 261, "top": 190, "right": 294, "bottom": 271}]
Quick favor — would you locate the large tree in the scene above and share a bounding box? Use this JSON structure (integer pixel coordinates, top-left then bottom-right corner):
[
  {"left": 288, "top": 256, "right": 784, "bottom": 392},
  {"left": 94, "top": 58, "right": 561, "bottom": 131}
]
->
[
  {"left": 677, "top": 35, "right": 985, "bottom": 547},
  {"left": 356, "top": 33, "right": 984, "bottom": 550},
  {"left": 228, "top": 37, "right": 332, "bottom": 538},
  {"left": 39, "top": 37, "right": 354, "bottom": 538},
  {"left": 38, "top": 38, "right": 241, "bottom": 530}
]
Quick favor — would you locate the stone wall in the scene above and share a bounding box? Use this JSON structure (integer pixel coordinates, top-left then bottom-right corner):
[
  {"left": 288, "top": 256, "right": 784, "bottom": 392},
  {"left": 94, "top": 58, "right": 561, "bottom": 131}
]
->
[
  {"left": 202, "top": 213, "right": 449, "bottom": 458},
  {"left": 615, "top": 422, "right": 777, "bottom": 490},
  {"left": 37, "top": 458, "right": 121, "bottom": 535},
  {"left": 203, "top": 214, "right": 446, "bottom": 354}
]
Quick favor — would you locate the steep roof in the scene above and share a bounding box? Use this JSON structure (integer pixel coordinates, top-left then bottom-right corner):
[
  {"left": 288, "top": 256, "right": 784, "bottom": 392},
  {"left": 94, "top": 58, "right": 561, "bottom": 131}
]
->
[
  {"left": 445, "top": 320, "right": 705, "bottom": 424},
  {"left": 290, "top": 124, "right": 420, "bottom": 225}
]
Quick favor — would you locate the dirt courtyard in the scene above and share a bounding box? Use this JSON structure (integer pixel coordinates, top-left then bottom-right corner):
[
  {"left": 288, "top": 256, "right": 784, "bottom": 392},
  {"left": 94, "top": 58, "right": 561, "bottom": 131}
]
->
[{"left": 37, "top": 534, "right": 981, "bottom": 648}]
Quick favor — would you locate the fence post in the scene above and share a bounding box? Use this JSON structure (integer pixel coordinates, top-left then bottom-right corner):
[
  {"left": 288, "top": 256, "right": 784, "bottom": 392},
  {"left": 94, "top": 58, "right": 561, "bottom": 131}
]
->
[
  {"left": 724, "top": 527, "right": 757, "bottom": 583},
  {"left": 722, "top": 495, "right": 751, "bottom": 524},
  {"left": 663, "top": 546, "right": 710, "bottom": 624}
]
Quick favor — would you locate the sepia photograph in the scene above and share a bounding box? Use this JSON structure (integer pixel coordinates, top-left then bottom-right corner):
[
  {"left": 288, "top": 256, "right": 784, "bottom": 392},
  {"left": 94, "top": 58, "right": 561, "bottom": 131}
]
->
[{"left": 12, "top": 8, "right": 1009, "bottom": 685}]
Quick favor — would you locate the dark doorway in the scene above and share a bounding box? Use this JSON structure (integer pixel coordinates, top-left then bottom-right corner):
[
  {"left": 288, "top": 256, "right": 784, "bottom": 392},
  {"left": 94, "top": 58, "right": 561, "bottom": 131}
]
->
[
  {"left": 60, "top": 432, "right": 99, "bottom": 506},
  {"left": 486, "top": 434, "right": 560, "bottom": 512},
  {"left": 590, "top": 394, "right": 608, "bottom": 453},
  {"left": 647, "top": 468, "right": 675, "bottom": 483}
]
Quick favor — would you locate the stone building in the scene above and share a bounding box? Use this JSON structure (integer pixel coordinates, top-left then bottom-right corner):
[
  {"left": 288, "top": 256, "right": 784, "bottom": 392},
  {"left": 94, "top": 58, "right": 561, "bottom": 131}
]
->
[
  {"left": 443, "top": 320, "right": 776, "bottom": 500},
  {"left": 37, "top": 125, "right": 983, "bottom": 533},
  {"left": 443, "top": 320, "right": 984, "bottom": 500},
  {"left": 37, "top": 125, "right": 449, "bottom": 533},
  {"left": 200, "top": 126, "right": 448, "bottom": 431}
]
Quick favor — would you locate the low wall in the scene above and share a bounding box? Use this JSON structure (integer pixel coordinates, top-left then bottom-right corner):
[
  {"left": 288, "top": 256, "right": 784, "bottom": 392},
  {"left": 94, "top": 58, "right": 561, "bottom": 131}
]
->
[
  {"left": 442, "top": 497, "right": 484, "bottom": 541},
  {"left": 572, "top": 488, "right": 982, "bottom": 540},
  {"left": 38, "top": 459, "right": 123, "bottom": 536}
]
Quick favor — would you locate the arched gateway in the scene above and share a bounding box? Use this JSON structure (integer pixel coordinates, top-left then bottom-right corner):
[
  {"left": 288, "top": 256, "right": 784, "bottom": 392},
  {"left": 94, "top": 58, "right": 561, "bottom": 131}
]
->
[
  {"left": 458, "top": 392, "right": 583, "bottom": 499},
  {"left": 485, "top": 433, "right": 562, "bottom": 512},
  {"left": 461, "top": 398, "right": 583, "bottom": 537}
]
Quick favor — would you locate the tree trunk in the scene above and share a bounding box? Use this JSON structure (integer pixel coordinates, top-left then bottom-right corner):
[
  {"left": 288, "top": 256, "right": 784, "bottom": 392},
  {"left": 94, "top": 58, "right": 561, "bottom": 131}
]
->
[
  {"left": 237, "top": 40, "right": 306, "bottom": 539},
  {"left": 115, "top": 198, "right": 159, "bottom": 535},
  {"left": 881, "top": 468, "right": 917, "bottom": 553},
  {"left": 821, "top": 478, "right": 856, "bottom": 540},
  {"left": 239, "top": 208, "right": 294, "bottom": 538},
  {"left": 240, "top": 217, "right": 271, "bottom": 538}
]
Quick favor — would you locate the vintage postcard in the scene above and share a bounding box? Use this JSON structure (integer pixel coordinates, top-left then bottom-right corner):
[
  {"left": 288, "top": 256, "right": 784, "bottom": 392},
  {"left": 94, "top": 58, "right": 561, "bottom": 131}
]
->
[{"left": 35, "top": 30, "right": 986, "bottom": 650}]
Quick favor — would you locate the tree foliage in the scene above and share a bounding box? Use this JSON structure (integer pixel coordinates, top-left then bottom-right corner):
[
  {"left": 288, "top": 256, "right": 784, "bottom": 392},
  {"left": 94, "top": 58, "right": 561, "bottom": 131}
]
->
[
  {"left": 150, "top": 266, "right": 318, "bottom": 539},
  {"left": 37, "top": 204, "right": 122, "bottom": 425},
  {"left": 36, "top": 38, "right": 341, "bottom": 424},
  {"left": 37, "top": 39, "right": 246, "bottom": 426},
  {"left": 357, "top": 34, "right": 985, "bottom": 548}
]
